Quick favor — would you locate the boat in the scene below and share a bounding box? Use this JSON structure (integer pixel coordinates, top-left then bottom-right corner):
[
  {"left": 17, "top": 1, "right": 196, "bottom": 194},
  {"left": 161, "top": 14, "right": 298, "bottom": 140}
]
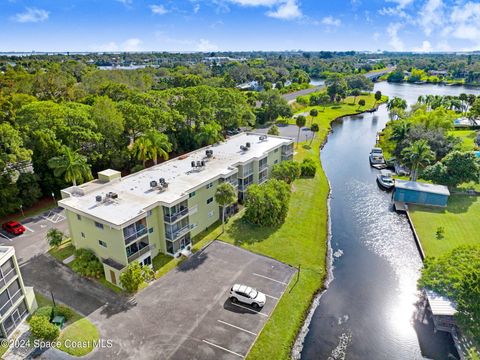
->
[
  {"left": 369, "top": 147, "right": 385, "bottom": 167},
  {"left": 377, "top": 170, "right": 395, "bottom": 190}
]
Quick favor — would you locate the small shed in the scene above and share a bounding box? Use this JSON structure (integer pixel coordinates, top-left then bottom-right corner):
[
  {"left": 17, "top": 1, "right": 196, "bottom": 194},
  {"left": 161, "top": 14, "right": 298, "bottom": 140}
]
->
[
  {"left": 425, "top": 290, "right": 457, "bottom": 333},
  {"left": 393, "top": 180, "right": 450, "bottom": 207}
]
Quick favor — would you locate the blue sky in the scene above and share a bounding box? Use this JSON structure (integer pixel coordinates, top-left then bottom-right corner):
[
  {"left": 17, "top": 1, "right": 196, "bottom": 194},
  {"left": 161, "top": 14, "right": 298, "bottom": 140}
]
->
[{"left": 1, "top": 0, "right": 480, "bottom": 52}]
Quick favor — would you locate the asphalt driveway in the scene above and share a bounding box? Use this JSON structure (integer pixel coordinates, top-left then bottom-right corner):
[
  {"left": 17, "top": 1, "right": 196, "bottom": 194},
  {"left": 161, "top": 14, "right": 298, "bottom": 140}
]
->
[{"left": 36, "top": 241, "right": 295, "bottom": 360}]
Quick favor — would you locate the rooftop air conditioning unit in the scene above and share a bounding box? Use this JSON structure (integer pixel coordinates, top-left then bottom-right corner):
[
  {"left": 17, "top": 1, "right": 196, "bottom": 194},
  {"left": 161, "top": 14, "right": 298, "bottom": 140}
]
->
[
  {"left": 201, "top": 160, "right": 205, "bottom": 167},
  {"left": 96, "top": 195, "right": 102, "bottom": 202},
  {"left": 191, "top": 161, "right": 196, "bottom": 168},
  {"left": 196, "top": 161, "right": 202, "bottom": 167},
  {"left": 206, "top": 150, "right": 213, "bottom": 158},
  {"left": 110, "top": 192, "right": 118, "bottom": 199},
  {"left": 246, "top": 142, "right": 251, "bottom": 148},
  {"left": 159, "top": 178, "right": 165, "bottom": 184},
  {"left": 150, "top": 180, "right": 158, "bottom": 188},
  {"left": 162, "top": 182, "right": 169, "bottom": 189}
]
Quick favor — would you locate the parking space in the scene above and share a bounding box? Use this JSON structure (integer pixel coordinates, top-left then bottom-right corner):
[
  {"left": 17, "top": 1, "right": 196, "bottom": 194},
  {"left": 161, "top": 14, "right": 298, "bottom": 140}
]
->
[
  {"left": 84, "top": 240, "right": 296, "bottom": 360},
  {"left": 0, "top": 207, "right": 69, "bottom": 264},
  {"left": 167, "top": 242, "right": 295, "bottom": 360}
]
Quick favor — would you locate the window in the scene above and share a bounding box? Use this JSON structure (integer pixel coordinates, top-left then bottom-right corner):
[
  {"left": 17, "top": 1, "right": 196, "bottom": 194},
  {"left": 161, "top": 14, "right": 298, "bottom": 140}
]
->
[
  {"left": 206, "top": 182, "right": 213, "bottom": 189},
  {"left": 208, "top": 211, "right": 214, "bottom": 218},
  {"left": 147, "top": 210, "right": 153, "bottom": 217},
  {"left": 189, "top": 191, "right": 196, "bottom": 198},
  {"left": 98, "top": 240, "right": 107, "bottom": 248},
  {"left": 81, "top": 232, "right": 85, "bottom": 238},
  {"left": 274, "top": 148, "right": 279, "bottom": 153},
  {"left": 207, "top": 197, "right": 213, "bottom": 204},
  {"left": 94, "top": 221, "right": 104, "bottom": 229},
  {"left": 274, "top": 160, "right": 279, "bottom": 164},
  {"left": 148, "top": 227, "right": 154, "bottom": 234},
  {"left": 76, "top": 214, "right": 81, "bottom": 221}
]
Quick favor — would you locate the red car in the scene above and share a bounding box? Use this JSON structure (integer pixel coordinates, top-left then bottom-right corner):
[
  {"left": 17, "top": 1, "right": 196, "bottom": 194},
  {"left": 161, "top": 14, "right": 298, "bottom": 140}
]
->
[{"left": 2, "top": 221, "right": 26, "bottom": 236}]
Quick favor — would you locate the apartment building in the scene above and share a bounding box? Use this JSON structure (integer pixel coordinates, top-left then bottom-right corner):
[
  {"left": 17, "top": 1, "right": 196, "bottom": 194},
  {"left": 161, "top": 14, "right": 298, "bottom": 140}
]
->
[
  {"left": 59, "top": 133, "right": 294, "bottom": 286},
  {"left": 0, "top": 246, "right": 37, "bottom": 338}
]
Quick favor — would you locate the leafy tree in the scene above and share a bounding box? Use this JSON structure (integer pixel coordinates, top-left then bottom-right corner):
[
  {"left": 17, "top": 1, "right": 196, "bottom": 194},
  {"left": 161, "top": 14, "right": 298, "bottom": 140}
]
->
[
  {"left": 256, "top": 90, "right": 292, "bottom": 124},
  {"left": 424, "top": 151, "right": 479, "bottom": 187},
  {"left": 48, "top": 146, "right": 92, "bottom": 186},
  {"left": 267, "top": 125, "right": 280, "bottom": 136},
  {"left": 90, "top": 96, "right": 124, "bottom": 152},
  {"left": 358, "top": 99, "right": 366, "bottom": 108},
  {"left": 271, "top": 161, "right": 301, "bottom": 184},
  {"left": 401, "top": 139, "right": 435, "bottom": 181},
  {"left": 419, "top": 246, "right": 480, "bottom": 344},
  {"left": 387, "top": 70, "right": 405, "bottom": 83},
  {"left": 387, "top": 97, "right": 408, "bottom": 112},
  {"left": 295, "top": 115, "right": 307, "bottom": 145},
  {"left": 16, "top": 173, "right": 42, "bottom": 208},
  {"left": 374, "top": 90, "right": 382, "bottom": 107},
  {"left": 195, "top": 122, "right": 223, "bottom": 147},
  {"left": 244, "top": 179, "right": 291, "bottom": 227},
  {"left": 350, "top": 89, "right": 361, "bottom": 104},
  {"left": 215, "top": 182, "right": 237, "bottom": 233},
  {"left": 29, "top": 315, "right": 60, "bottom": 341},
  {"left": 468, "top": 97, "right": 480, "bottom": 124},
  {"left": 0, "top": 175, "right": 20, "bottom": 217},
  {"left": 310, "top": 123, "right": 320, "bottom": 145},
  {"left": 46, "top": 228, "right": 64, "bottom": 248},
  {"left": 345, "top": 74, "right": 373, "bottom": 92},
  {"left": 325, "top": 74, "right": 347, "bottom": 102},
  {"left": 120, "top": 261, "right": 153, "bottom": 293},
  {"left": 301, "top": 158, "right": 317, "bottom": 177},
  {"left": 309, "top": 108, "right": 318, "bottom": 118}
]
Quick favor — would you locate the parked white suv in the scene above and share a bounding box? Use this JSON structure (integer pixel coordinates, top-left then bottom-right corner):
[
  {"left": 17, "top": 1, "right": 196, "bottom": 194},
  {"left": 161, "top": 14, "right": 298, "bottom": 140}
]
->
[{"left": 230, "top": 284, "right": 266, "bottom": 308}]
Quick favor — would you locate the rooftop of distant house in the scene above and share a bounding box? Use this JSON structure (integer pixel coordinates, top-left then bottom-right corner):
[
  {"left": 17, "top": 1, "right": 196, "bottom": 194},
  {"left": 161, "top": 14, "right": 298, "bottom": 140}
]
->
[{"left": 59, "top": 133, "right": 294, "bottom": 228}]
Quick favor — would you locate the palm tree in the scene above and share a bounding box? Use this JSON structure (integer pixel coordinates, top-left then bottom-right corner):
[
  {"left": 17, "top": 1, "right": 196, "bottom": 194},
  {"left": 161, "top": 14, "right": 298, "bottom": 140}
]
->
[
  {"left": 48, "top": 146, "right": 92, "bottom": 186},
  {"left": 214, "top": 183, "right": 237, "bottom": 233},
  {"left": 310, "top": 123, "right": 319, "bottom": 145},
  {"left": 389, "top": 121, "right": 411, "bottom": 143},
  {"left": 145, "top": 131, "right": 172, "bottom": 165},
  {"left": 387, "top": 97, "right": 407, "bottom": 111},
  {"left": 295, "top": 115, "right": 306, "bottom": 147},
  {"left": 401, "top": 139, "right": 435, "bottom": 181},
  {"left": 195, "top": 122, "right": 223, "bottom": 147},
  {"left": 131, "top": 136, "right": 152, "bottom": 167}
]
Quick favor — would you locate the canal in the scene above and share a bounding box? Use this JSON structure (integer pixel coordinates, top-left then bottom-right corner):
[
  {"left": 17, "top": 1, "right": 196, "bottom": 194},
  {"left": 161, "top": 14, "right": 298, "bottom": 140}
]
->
[{"left": 299, "top": 82, "right": 480, "bottom": 360}]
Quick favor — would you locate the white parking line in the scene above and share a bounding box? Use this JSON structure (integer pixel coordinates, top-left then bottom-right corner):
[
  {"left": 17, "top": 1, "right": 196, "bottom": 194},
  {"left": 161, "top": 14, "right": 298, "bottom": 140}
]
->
[
  {"left": 230, "top": 302, "right": 268, "bottom": 317},
  {"left": 23, "top": 225, "right": 34, "bottom": 233},
  {"left": 202, "top": 340, "right": 244, "bottom": 358},
  {"left": 217, "top": 320, "right": 257, "bottom": 336},
  {"left": 0, "top": 233, "right": 12, "bottom": 242},
  {"left": 252, "top": 273, "right": 287, "bottom": 285},
  {"left": 264, "top": 293, "right": 279, "bottom": 300}
]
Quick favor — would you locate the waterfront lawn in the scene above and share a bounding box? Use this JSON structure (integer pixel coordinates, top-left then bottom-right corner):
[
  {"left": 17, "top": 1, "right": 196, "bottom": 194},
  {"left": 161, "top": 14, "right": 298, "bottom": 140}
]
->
[
  {"left": 289, "top": 93, "right": 387, "bottom": 127},
  {"left": 409, "top": 195, "right": 480, "bottom": 258},
  {"left": 449, "top": 130, "right": 478, "bottom": 151},
  {"left": 33, "top": 292, "right": 100, "bottom": 357}
]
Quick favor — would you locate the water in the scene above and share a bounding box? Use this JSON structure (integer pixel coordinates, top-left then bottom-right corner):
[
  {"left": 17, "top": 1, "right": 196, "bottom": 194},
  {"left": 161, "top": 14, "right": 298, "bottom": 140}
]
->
[{"left": 300, "top": 82, "right": 480, "bottom": 360}]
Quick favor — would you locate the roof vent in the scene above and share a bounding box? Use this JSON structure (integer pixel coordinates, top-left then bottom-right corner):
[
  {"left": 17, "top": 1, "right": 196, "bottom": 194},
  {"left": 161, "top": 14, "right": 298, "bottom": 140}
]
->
[
  {"left": 259, "top": 135, "right": 267, "bottom": 141},
  {"left": 150, "top": 180, "right": 158, "bottom": 188},
  {"left": 246, "top": 142, "right": 251, "bottom": 148},
  {"left": 110, "top": 192, "right": 118, "bottom": 199},
  {"left": 159, "top": 178, "right": 165, "bottom": 184},
  {"left": 206, "top": 150, "right": 213, "bottom": 158},
  {"left": 96, "top": 195, "right": 102, "bottom": 202},
  {"left": 191, "top": 161, "right": 196, "bottom": 168}
]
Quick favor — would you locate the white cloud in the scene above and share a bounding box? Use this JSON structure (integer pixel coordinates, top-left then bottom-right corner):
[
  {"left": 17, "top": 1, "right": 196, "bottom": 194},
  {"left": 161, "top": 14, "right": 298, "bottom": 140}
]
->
[
  {"left": 193, "top": 3, "right": 201, "bottom": 13},
  {"left": 387, "top": 22, "right": 404, "bottom": 51},
  {"left": 266, "top": 0, "right": 302, "bottom": 20},
  {"left": 91, "top": 38, "right": 143, "bottom": 52},
  {"left": 150, "top": 4, "right": 168, "bottom": 14},
  {"left": 197, "top": 38, "right": 219, "bottom": 51},
  {"left": 413, "top": 40, "right": 432, "bottom": 52},
  {"left": 449, "top": 2, "right": 480, "bottom": 41},
  {"left": 418, "top": 0, "right": 444, "bottom": 36},
  {"left": 117, "top": 0, "right": 133, "bottom": 6},
  {"left": 321, "top": 16, "right": 341, "bottom": 27},
  {"left": 12, "top": 8, "right": 49, "bottom": 23},
  {"left": 229, "top": 0, "right": 279, "bottom": 5},
  {"left": 385, "top": 0, "right": 413, "bottom": 9}
]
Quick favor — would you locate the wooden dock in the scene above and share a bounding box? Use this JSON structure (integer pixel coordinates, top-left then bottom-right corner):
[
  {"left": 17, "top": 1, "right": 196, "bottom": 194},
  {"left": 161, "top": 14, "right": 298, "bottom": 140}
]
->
[{"left": 393, "top": 201, "right": 407, "bottom": 212}]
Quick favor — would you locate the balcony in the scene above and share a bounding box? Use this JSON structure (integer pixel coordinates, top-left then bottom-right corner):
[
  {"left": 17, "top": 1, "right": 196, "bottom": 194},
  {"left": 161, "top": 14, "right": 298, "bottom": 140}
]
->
[
  {"left": 124, "top": 226, "right": 147, "bottom": 246},
  {"left": 238, "top": 182, "right": 253, "bottom": 191},
  {"left": 259, "top": 162, "right": 268, "bottom": 172},
  {"left": 259, "top": 176, "right": 268, "bottom": 184},
  {"left": 165, "top": 224, "right": 191, "bottom": 241},
  {"left": 242, "top": 169, "right": 254, "bottom": 178},
  {"left": 127, "top": 243, "right": 151, "bottom": 262},
  {"left": 164, "top": 207, "right": 189, "bottom": 223},
  {"left": 281, "top": 148, "right": 294, "bottom": 157}
]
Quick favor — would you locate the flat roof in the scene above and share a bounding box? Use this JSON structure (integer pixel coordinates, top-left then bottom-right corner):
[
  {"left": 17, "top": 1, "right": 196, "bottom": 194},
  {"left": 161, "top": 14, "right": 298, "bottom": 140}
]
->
[
  {"left": 59, "top": 133, "right": 293, "bottom": 227},
  {"left": 425, "top": 290, "right": 457, "bottom": 316},
  {"left": 395, "top": 180, "right": 450, "bottom": 196},
  {"left": 0, "top": 246, "right": 15, "bottom": 263}
]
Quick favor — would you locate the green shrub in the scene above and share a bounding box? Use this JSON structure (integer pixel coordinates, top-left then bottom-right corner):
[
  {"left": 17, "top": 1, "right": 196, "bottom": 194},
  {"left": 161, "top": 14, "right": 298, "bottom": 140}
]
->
[
  {"left": 71, "top": 249, "right": 103, "bottom": 278},
  {"left": 29, "top": 315, "right": 60, "bottom": 341},
  {"left": 120, "top": 262, "right": 154, "bottom": 293},
  {"left": 131, "top": 164, "right": 144, "bottom": 173},
  {"left": 301, "top": 158, "right": 317, "bottom": 177},
  {"left": 33, "top": 306, "right": 53, "bottom": 319},
  {"left": 55, "top": 305, "right": 75, "bottom": 321}
]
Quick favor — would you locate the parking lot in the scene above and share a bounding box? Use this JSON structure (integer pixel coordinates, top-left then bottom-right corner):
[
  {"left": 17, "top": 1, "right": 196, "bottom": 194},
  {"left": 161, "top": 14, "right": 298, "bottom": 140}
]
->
[
  {"left": 86, "top": 240, "right": 296, "bottom": 360},
  {"left": 0, "top": 207, "right": 68, "bottom": 264}
]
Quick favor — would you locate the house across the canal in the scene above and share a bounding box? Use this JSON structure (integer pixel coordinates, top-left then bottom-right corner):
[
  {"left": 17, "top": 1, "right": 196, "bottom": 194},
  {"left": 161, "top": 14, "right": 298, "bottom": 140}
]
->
[{"left": 393, "top": 180, "right": 450, "bottom": 207}]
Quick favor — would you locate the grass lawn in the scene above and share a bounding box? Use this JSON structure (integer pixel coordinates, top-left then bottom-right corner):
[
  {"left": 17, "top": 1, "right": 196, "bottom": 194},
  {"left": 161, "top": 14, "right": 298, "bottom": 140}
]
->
[
  {"left": 48, "top": 240, "right": 75, "bottom": 262},
  {"left": 449, "top": 130, "right": 478, "bottom": 151},
  {"left": 32, "top": 292, "right": 99, "bottom": 357},
  {"left": 409, "top": 195, "right": 480, "bottom": 258}
]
